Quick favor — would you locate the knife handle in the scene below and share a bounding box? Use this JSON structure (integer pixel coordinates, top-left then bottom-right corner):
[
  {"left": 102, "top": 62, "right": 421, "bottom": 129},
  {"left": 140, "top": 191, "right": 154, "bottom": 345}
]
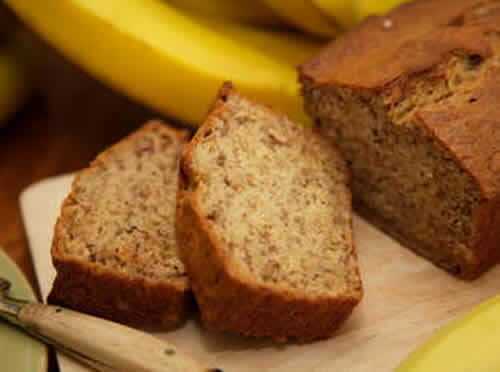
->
[{"left": 17, "top": 303, "right": 213, "bottom": 372}]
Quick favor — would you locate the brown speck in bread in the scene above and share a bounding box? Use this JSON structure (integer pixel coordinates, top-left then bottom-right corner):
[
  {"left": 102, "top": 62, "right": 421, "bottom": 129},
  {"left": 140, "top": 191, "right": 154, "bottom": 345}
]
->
[
  {"left": 216, "top": 153, "right": 226, "bottom": 166},
  {"left": 164, "top": 348, "right": 176, "bottom": 356},
  {"left": 300, "top": 0, "right": 500, "bottom": 279},
  {"left": 48, "top": 121, "right": 192, "bottom": 328},
  {"left": 177, "top": 83, "right": 362, "bottom": 342}
]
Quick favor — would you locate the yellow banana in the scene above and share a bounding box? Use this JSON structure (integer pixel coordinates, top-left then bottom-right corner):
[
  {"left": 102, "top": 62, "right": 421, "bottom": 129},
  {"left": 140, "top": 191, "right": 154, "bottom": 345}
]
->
[
  {"left": 260, "top": 0, "right": 339, "bottom": 38},
  {"left": 166, "top": 0, "right": 282, "bottom": 26},
  {"left": 6, "top": 0, "right": 311, "bottom": 127},
  {"left": 397, "top": 295, "right": 500, "bottom": 372},
  {"left": 355, "top": 0, "right": 412, "bottom": 23},
  {"left": 195, "top": 19, "right": 323, "bottom": 67},
  {"left": 0, "top": 47, "right": 29, "bottom": 125},
  {"left": 308, "top": 0, "right": 411, "bottom": 30}
]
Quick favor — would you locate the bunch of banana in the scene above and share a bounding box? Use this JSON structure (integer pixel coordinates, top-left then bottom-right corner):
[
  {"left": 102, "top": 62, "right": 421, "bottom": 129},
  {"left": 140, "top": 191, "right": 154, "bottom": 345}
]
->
[
  {"left": 166, "top": 0, "right": 282, "bottom": 27},
  {"left": 169, "top": 1, "right": 412, "bottom": 38},
  {"left": 4, "top": 0, "right": 409, "bottom": 128},
  {"left": 5, "top": 0, "right": 324, "bottom": 127}
]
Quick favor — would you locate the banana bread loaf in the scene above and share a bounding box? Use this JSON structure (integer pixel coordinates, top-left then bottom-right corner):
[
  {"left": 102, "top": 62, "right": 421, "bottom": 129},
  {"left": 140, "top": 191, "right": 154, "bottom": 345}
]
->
[
  {"left": 177, "top": 83, "right": 362, "bottom": 342},
  {"left": 49, "top": 121, "right": 192, "bottom": 328},
  {"left": 300, "top": 0, "right": 500, "bottom": 279}
]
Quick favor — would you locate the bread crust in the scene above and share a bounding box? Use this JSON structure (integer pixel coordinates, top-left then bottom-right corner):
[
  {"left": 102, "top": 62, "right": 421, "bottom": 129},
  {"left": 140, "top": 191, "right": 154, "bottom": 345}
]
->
[
  {"left": 300, "top": 0, "right": 497, "bottom": 88},
  {"left": 177, "top": 84, "right": 362, "bottom": 342},
  {"left": 300, "top": 0, "right": 500, "bottom": 279},
  {"left": 48, "top": 121, "right": 193, "bottom": 329}
]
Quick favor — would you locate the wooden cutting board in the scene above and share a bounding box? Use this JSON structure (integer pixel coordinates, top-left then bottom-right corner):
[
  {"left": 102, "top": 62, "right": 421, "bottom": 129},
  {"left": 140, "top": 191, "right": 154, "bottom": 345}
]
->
[{"left": 20, "top": 174, "right": 500, "bottom": 372}]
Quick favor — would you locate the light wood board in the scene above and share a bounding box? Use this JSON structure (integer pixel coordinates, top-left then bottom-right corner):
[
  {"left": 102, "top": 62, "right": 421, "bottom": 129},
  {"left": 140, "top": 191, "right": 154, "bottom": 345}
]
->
[{"left": 20, "top": 174, "right": 500, "bottom": 372}]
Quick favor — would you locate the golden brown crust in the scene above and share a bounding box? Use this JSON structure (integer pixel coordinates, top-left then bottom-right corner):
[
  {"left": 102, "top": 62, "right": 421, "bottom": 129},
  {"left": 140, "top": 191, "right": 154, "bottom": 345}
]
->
[
  {"left": 416, "top": 70, "right": 500, "bottom": 274},
  {"left": 300, "top": 0, "right": 498, "bottom": 88},
  {"left": 48, "top": 121, "right": 193, "bottom": 329},
  {"left": 417, "top": 69, "right": 500, "bottom": 199},
  {"left": 300, "top": 0, "right": 500, "bottom": 279},
  {"left": 49, "top": 245, "right": 192, "bottom": 329},
  {"left": 89, "top": 120, "right": 191, "bottom": 169},
  {"left": 176, "top": 84, "right": 362, "bottom": 342},
  {"left": 301, "top": 0, "right": 500, "bottom": 200}
]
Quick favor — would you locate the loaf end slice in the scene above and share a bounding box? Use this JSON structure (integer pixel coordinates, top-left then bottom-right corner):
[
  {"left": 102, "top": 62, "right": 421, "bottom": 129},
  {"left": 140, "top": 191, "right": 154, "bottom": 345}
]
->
[
  {"left": 177, "top": 83, "right": 362, "bottom": 342},
  {"left": 300, "top": 0, "right": 500, "bottom": 279},
  {"left": 48, "top": 121, "right": 192, "bottom": 329}
]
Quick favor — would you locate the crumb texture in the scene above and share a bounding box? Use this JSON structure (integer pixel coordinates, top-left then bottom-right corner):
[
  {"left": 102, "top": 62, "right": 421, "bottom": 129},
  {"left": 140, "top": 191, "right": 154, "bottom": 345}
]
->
[
  {"left": 58, "top": 123, "right": 187, "bottom": 281},
  {"left": 189, "top": 93, "right": 360, "bottom": 296}
]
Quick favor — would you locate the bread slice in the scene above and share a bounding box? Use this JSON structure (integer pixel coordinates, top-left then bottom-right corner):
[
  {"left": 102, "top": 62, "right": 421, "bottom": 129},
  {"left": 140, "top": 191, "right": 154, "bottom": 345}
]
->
[
  {"left": 300, "top": 0, "right": 500, "bottom": 279},
  {"left": 48, "top": 121, "right": 191, "bottom": 328},
  {"left": 177, "top": 83, "right": 362, "bottom": 342}
]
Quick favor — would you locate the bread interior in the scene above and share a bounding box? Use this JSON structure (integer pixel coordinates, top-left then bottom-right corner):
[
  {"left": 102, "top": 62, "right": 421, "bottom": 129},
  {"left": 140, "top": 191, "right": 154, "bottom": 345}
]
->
[
  {"left": 57, "top": 124, "right": 186, "bottom": 281},
  {"left": 189, "top": 93, "right": 360, "bottom": 296}
]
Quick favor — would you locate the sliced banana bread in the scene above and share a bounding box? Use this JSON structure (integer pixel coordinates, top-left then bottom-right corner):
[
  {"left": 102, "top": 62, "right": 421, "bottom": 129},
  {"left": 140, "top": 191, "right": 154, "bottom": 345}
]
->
[
  {"left": 177, "top": 83, "right": 363, "bottom": 342},
  {"left": 48, "top": 121, "right": 191, "bottom": 328},
  {"left": 300, "top": 0, "right": 500, "bottom": 279}
]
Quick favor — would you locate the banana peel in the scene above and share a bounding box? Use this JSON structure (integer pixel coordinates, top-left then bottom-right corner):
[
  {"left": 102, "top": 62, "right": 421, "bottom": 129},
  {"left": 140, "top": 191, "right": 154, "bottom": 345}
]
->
[
  {"left": 354, "top": 0, "right": 412, "bottom": 23},
  {"left": 0, "top": 47, "right": 29, "bottom": 125},
  {"left": 311, "top": 0, "right": 411, "bottom": 30},
  {"left": 311, "top": 0, "right": 409, "bottom": 30},
  {"left": 6, "top": 0, "right": 311, "bottom": 127},
  {"left": 258, "top": 0, "right": 410, "bottom": 37},
  {"left": 194, "top": 19, "right": 323, "bottom": 67},
  {"left": 166, "top": 0, "right": 282, "bottom": 27},
  {"left": 397, "top": 295, "right": 500, "bottom": 372},
  {"left": 260, "top": 0, "right": 339, "bottom": 38}
]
